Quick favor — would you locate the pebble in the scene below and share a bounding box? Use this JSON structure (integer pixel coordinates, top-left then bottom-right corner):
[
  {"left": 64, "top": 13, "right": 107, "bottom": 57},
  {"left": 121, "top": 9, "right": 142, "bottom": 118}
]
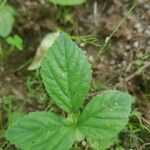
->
[
  {"left": 122, "top": 61, "right": 127, "bottom": 66},
  {"left": 89, "top": 55, "right": 94, "bottom": 62},
  {"left": 125, "top": 44, "right": 132, "bottom": 50},
  {"left": 127, "top": 34, "right": 132, "bottom": 40},
  {"left": 110, "top": 60, "right": 115, "bottom": 65},
  {"left": 143, "top": 3, "right": 150, "bottom": 10},
  {"left": 135, "top": 23, "right": 145, "bottom": 33},
  {"left": 5, "top": 77, "right": 11, "bottom": 82},
  {"left": 80, "top": 42, "right": 85, "bottom": 47},
  {"left": 133, "top": 41, "right": 139, "bottom": 48},
  {"left": 0, "top": 66, "right": 4, "bottom": 72},
  {"left": 144, "top": 26, "right": 150, "bottom": 37},
  {"left": 82, "top": 141, "right": 87, "bottom": 147},
  {"left": 118, "top": 64, "right": 122, "bottom": 68},
  {"left": 124, "top": 52, "right": 128, "bottom": 57}
]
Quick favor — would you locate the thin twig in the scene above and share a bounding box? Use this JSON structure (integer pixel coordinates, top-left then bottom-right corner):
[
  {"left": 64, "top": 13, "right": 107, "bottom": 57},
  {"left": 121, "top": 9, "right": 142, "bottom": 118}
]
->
[
  {"left": 141, "top": 117, "right": 150, "bottom": 126},
  {"left": 96, "top": 0, "right": 138, "bottom": 58},
  {"left": 115, "top": 62, "right": 150, "bottom": 89},
  {"left": 125, "top": 62, "right": 150, "bottom": 82},
  {"left": 94, "top": 1, "right": 98, "bottom": 26},
  {"left": 0, "top": 0, "right": 7, "bottom": 8}
]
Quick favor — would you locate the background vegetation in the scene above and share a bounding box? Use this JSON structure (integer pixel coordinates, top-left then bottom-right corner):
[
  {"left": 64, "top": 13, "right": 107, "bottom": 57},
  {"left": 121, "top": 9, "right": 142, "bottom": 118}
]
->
[{"left": 0, "top": 0, "right": 150, "bottom": 149}]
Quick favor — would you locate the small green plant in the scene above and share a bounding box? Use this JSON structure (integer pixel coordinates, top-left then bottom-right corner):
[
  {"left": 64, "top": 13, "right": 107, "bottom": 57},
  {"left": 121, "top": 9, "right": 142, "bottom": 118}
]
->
[
  {"left": 5, "top": 33, "right": 134, "bottom": 150},
  {"left": 0, "top": 4, "right": 17, "bottom": 38},
  {"left": 6, "top": 34, "right": 23, "bottom": 51},
  {"left": 49, "top": 0, "right": 86, "bottom": 6}
]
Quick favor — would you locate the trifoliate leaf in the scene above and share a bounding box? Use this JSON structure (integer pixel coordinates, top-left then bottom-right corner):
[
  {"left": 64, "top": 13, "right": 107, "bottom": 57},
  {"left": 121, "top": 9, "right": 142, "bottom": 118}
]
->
[
  {"left": 28, "top": 32, "right": 60, "bottom": 70},
  {"left": 77, "top": 90, "right": 133, "bottom": 140},
  {"left": 5, "top": 112, "right": 75, "bottom": 150},
  {"left": 41, "top": 33, "right": 91, "bottom": 112},
  {"left": 0, "top": 5, "right": 17, "bottom": 37},
  {"left": 49, "top": 0, "right": 86, "bottom": 6}
]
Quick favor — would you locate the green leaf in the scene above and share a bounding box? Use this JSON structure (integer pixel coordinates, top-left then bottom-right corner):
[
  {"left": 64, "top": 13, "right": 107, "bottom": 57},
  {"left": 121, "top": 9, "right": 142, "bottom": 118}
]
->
[
  {"left": 0, "top": 5, "right": 17, "bottom": 37},
  {"left": 41, "top": 33, "right": 91, "bottom": 112},
  {"left": 75, "top": 128, "right": 85, "bottom": 142},
  {"left": 49, "top": 0, "right": 85, "bottom": 6},
  {"left": 77, "top": 90, "right": 133, "bottom": 140},
  {"left": 6, "top": 35, "right": 23, "bottom": 51},
  {"left": 5, "top": 112, "right": 75, "bottom": 150},
  {"left": 87, "top": 137, "right": 117, "bottom": 150},
  {"left": 9, "top": 110, "right": 24, "bottom": 124}
]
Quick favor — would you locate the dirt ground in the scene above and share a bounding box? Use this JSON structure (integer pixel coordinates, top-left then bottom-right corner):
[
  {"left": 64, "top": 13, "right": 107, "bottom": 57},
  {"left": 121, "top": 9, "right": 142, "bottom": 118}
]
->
[{"left": 0, "top": 0, "right": 150, "bottom": 149}]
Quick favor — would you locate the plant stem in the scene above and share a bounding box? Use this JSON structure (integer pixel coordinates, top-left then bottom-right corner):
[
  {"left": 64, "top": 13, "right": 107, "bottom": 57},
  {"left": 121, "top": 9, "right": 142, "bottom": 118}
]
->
[
  {"left": 97, "top": 0, "right": 138, "bottom": 58},
  {"left": 5, "top": 46, "right": 14, "bottom": 57},
  {"left": 0, "top": 141, "right": 8, "bottom": 149},
  {"left": 0, "top": 38, "right": 3, "bottom": 59},
  {"left": 8, "top": 97, "right": 12, "bottom": 126},
  {"left": 0, "top": 97, "right": 3, "bottom": 130},
  {"left": 0, "top": 0, "right": 7, "bottom": 7},
  {"left": 0, "top": 110, "right": 3, "bottom": 130},
  {"left": 71, "top": 113, "right": 76, "bottom": 128}
]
